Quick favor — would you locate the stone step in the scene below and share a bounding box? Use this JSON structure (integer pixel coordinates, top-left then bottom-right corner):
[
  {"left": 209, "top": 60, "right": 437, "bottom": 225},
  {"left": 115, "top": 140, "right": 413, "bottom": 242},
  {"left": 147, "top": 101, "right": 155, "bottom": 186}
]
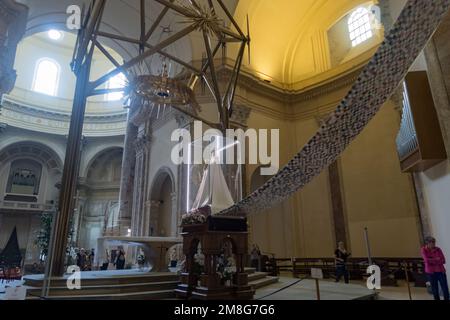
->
[
  {"left": 25, "top": 280, "right": 180, "bottom": 297},
  {"left": 27, "top": 289, "right": 176, "bottom": 300},
  {"left": 247, "top": 272, "right": 269, "bottom": 282},
  {"left": 23, "top": 272, "right": 179, "bottom": 288},
  {"left": 249, "top": 276, "right": 279, "bottom": 290},
  {"left": 244, "top": 267, "right": 256, "bottom": 274}
]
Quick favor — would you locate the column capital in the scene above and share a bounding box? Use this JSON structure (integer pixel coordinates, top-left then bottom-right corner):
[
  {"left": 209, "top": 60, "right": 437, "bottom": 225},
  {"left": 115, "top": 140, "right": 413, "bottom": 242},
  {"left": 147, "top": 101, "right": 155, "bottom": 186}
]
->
[
  {"left": 134, "top": 134, "right": 151, "bottom": 153},
  {"left": 230, "top": 104, "right": 251, "bottom": 128},
  {"left": 175, "top": 110, "right": 193, "bottom": 128}
]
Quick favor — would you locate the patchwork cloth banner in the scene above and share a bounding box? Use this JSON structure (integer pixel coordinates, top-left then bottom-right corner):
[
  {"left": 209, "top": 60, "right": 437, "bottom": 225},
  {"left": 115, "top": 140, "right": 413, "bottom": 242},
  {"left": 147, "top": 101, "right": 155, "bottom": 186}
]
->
[{"left": 222, "top": 0, "right": 450, "bottom": 216}]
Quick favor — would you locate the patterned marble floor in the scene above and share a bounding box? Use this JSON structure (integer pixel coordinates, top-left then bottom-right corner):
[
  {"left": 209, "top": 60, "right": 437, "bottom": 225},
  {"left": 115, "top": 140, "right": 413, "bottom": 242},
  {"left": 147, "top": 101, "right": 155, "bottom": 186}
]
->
[{"left": 255, "top": 277, "right": 434, "bottom": 300}]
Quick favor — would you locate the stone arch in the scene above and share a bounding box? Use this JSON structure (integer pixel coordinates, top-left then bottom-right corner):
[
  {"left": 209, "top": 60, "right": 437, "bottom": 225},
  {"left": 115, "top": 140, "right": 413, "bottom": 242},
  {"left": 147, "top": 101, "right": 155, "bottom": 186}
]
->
[
  {"left": 0, "top": 141, "right": 63, "bottom": 203},
  {"left": 84, "top": 147, "right": 124, "bottom": 183},
  {"left": 0, "top": 141, "right": 63, "bottom": 173},
  {"left": 149, "top": 167, "right": 177, "bottom": 237},
  {"left": 150, "top": 167, "right": 177, "bottom": 195}
]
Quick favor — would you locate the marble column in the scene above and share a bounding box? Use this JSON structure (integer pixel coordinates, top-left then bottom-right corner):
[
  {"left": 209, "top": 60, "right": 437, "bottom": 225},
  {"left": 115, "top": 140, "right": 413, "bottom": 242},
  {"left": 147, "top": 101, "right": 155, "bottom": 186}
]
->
[
  {"left": 149, "top": 201, "right": 161, "bottom": 236},
  {"left": 117, "top": 115, "right": 138, "bottom": 236},
  {"left": 175, "top": 111, "right": 193, "bottom": 218},
  {"left": 72, "top": 194, "right": 87, "bottom": 245},
  {"left": 0, "top": 0, "right": 28, "bottom": 99},
  {"left": 130, "top": 125, "right": 151, "bottom": 237},
  {"left": 170, "top": 192, "right": 178, "bottom": 237}
]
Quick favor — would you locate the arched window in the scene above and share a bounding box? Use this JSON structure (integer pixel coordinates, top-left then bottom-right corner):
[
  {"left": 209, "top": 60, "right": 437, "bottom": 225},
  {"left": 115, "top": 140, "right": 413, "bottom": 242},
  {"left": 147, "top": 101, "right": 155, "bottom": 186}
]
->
[
  {"left": 348, "top": 7, "right": 373, "bottom": 47},
  {"left": 32, "top": 58, "right": 60, "bottom": 96},
  {"left": 106, "top": 73, "right": 126, "bottom": 101}
]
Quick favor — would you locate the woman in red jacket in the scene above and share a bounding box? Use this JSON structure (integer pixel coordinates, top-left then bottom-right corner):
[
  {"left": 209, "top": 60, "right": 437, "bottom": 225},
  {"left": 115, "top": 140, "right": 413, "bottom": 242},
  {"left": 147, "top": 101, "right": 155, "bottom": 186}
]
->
[{"left": 421, "top": 236, "right": 449, "bottom": 300}]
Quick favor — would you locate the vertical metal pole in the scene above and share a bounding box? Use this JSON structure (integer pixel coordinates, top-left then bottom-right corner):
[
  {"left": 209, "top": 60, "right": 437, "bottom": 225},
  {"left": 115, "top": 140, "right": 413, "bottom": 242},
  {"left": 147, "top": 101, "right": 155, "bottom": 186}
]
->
[
  {"left": 404, "top": 262, "right": 413, "bottom": 300},
  {"left": 45, "top": 59, "right": 91, "bottom": 279},
  {"left": 364, "top": 227, "right": 373, "bottom": 266},
  {"left": 40, "top": 210, "right": 57, "bottom": 299},
  {"left": 315, "top": 279, "right": 321, "bottom": 301}
]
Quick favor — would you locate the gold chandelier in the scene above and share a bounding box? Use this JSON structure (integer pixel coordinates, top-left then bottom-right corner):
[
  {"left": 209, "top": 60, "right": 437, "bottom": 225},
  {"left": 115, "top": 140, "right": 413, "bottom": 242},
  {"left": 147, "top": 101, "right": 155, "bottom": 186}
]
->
[{"left": 127, "top": 62, "right": 201, "bottom": 125}]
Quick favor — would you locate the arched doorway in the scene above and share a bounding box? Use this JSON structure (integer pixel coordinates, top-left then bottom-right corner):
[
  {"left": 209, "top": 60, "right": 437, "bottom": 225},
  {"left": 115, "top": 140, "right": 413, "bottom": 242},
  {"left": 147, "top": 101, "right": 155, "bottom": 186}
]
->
[
  {"left": 79, "top": 147, "right": 123, "bottom": 250},
  {"left": 149, "top": 168, "right": 176, "bottom": 237}
]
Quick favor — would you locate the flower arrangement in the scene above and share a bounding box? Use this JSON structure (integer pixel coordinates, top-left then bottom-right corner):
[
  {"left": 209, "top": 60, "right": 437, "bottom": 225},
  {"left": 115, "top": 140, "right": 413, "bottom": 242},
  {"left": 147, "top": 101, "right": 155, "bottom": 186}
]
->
[
  {"left": 217, "top": 255, "right": 237, "bottom": 286},
  {"left": 181, "top": 207, "right": 209, "bottom": 225}
]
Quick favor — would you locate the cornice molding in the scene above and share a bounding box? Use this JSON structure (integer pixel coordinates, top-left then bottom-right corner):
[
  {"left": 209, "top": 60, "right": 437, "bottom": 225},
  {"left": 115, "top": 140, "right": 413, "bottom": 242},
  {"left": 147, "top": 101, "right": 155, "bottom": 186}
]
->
[
  {"left": 193, "top": 64, "right": 361, "bottom": 122},
  {"left": 0, "top": 97, "right": 127, "bottom": 136},
  {"left": 2, "top": 97, "right": 127, "bottom": 121},
  {"left": 220, "top": 64, "right": 362, "bottom": 105}
]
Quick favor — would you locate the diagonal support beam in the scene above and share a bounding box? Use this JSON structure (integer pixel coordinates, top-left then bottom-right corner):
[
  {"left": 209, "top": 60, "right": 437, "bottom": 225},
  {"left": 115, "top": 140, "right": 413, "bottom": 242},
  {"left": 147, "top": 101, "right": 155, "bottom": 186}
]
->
[
  {"left": 90, "top": 23, "right": 198, "bottom": 91},
  {"left": 73, "top": 0, "right": 106, "bottom": 71},
  {"left": 224, "top": 40, "right": 245, "bottom": 113},
  {"left": 94, "top": 39, "right": 121, "bottom": 68},
  {"left": 96, "top": 31, "right": 141, "bottom": 45},
  {"left": 153, "top": 0, "right": 197, "bottom": 18},
  {"left": 216, "top": 0, "right": 246, "bottom": 39},
  {"left": 144, "top": 6, "right": 170, "bottom": 43},
  {"left": 203, "top": 30, "right": 226, "bottom": 130}
]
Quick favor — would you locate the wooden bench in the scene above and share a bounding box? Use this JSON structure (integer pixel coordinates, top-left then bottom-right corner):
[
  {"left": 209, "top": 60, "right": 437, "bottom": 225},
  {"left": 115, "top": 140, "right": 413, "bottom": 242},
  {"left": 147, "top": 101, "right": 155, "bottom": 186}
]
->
[{"left": 271, "top": 257, "right": 425, "bottom": 285}]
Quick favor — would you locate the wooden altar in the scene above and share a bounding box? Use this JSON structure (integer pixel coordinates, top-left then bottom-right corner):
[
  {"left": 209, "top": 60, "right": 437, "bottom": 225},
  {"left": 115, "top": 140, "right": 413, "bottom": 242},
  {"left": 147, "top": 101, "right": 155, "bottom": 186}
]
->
[{"left": 175, "top": 214, "right": 254, "bottom": 300}]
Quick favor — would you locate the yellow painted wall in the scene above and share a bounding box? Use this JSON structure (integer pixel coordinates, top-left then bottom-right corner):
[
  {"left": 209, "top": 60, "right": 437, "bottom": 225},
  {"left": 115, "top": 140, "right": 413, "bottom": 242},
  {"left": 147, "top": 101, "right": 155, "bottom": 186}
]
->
[
  {"left": 241, "top": 86, "right": 422, "bottom": 259},
  {"left": 340, "top": 101, "right": 422, "bottom": 257}
]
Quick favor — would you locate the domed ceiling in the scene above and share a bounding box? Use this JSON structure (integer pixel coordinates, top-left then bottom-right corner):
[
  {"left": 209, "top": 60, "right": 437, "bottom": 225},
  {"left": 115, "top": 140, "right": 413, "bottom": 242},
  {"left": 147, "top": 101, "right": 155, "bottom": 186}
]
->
[
  {"left": 232, "top": 0, "right": 384, "bottom": 90},
  {"left": 17, "top": 0, "right": 385, "bottom": 91}
]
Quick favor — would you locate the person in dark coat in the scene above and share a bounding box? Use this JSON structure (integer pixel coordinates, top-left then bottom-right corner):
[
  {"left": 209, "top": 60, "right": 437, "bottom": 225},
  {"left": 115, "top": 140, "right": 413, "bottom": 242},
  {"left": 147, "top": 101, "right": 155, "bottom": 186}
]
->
[
  {"left": 115, "top": 248, "right": 126, "bottom": 270},
  {"left": 335, "top": 242, "right": 351, "bottom": 284}
]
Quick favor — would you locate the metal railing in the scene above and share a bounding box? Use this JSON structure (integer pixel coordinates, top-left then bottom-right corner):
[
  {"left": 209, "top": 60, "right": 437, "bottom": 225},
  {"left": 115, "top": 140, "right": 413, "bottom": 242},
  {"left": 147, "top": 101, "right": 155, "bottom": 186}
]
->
[
  {"left": 0, "top": 200, "right": 55, "bottom": 212},
  {"left": 396, "top": 82, "right": 419, "bottom": 161}
]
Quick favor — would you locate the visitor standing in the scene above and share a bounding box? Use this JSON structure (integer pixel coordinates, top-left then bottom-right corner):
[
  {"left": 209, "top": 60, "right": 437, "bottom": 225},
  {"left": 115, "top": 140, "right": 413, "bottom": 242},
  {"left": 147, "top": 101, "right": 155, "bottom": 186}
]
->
[
  {"left": 77, "top": 248, "right": 87, "bottom": 271},
  {"left": 169, "top": 248, "right": 178, "bottom": 268},
  {"left": 421, "top": 236, "right": 449, "bottom": 300},
  {"left": 137, "top": 249, "right": 146, "bottom": 271},
  {"left": 250, "top": 244, "right": 261, "bottom": 271},
  {"left": 334, "top": 242, "right": 351, "bottom": 284},
  {"left": 115, "top": 248, "right": 126, "bottom": 270},
  {"left": 87, "top": 248, "right": 95, "bottom": 271}
]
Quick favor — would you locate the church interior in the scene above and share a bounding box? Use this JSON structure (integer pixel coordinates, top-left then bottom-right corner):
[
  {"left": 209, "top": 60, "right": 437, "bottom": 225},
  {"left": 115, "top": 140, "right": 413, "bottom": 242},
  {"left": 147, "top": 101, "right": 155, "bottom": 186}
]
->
[{"left": 0, "top": 0, "right": 450, "bottom": 301}]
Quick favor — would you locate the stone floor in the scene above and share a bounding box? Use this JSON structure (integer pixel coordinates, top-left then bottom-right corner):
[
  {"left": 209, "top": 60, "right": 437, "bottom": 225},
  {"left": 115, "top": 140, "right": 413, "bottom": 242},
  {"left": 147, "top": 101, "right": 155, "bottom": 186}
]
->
[
  {"left": 254, "top": 277, "right": 434, "bottom": 300},
  {"left": 255, "top": 277, "right": 376, "bottom": 300},
  {"left": 1, "top": 271, "right": 436, "bottom": 300}
]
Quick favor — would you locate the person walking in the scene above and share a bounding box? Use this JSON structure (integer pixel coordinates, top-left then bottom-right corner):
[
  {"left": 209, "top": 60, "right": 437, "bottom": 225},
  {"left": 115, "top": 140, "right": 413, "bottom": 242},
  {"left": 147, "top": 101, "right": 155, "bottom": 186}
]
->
[
  {"left": 335, "top": 241, "right": 351, "bottom": 284},
  {"left": 421, "top": 236, "right": 449, "bottom": 300}
]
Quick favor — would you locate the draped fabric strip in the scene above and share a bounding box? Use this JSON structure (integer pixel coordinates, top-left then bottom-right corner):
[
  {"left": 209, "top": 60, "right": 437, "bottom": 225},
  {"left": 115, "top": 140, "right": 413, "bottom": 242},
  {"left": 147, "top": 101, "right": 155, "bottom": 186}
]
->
[{"left": 221, "top": 0, "right": 450, "bottom": 216}]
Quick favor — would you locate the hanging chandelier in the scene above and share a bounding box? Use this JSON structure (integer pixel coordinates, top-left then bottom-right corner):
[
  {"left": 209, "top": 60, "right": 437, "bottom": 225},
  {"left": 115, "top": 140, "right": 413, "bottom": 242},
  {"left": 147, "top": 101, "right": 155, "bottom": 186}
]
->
[{"left": 126, "top": 61, "right": 201, "bottom": 125}]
